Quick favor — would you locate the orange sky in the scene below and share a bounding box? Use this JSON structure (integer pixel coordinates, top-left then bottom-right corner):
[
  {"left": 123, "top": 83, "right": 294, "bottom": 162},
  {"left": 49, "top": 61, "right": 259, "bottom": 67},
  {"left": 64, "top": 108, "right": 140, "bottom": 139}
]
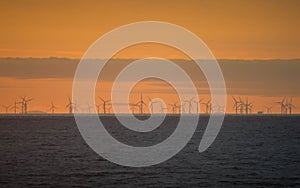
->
[
  {"left": 0, "top": 0, "right": 300, "bottom": 59},
  {"left": 0, "top": 0, "right": 299, "bottom": 114}
]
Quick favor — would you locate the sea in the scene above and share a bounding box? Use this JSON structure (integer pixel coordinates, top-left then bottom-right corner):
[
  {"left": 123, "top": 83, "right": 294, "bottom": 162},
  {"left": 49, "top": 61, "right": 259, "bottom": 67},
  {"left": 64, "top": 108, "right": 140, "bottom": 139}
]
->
[{"left": 0, "top": 115, "right": 299, "bottom": 187}]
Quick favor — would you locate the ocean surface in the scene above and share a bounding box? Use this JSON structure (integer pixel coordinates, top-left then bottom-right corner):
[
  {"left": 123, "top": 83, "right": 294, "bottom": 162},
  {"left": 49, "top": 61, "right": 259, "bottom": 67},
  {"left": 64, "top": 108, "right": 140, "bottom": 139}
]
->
[{"left": 0, "top": 115, "right": 299, "bottom": 187}]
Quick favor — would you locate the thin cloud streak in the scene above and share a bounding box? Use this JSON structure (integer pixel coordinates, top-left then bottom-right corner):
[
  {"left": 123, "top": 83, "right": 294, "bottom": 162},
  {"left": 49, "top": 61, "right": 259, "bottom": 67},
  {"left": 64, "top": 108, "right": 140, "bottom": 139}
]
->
[{"left": 0, "top": 58, "right": 299, "bottom": 97}]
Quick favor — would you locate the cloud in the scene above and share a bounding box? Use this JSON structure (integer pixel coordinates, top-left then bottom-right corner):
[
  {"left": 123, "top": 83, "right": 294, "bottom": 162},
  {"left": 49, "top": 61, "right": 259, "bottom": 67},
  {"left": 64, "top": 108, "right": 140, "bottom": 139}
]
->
[{"left": 0, "top": 58, "right": 299, "bottom": 96}]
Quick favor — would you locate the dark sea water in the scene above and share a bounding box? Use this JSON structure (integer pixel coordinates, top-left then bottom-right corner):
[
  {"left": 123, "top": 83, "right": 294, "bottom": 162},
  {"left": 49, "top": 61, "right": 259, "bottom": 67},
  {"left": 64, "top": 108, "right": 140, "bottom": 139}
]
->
[{"left": 0, "top": 115, "right": 299, "bottom": 187}]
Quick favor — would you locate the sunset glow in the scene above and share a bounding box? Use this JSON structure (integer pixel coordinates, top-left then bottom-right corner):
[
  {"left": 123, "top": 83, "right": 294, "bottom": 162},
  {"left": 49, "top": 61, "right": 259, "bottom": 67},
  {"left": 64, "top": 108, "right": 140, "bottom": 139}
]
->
[{"left": 0, "top": 0, "right": 299, "bottom": 114}]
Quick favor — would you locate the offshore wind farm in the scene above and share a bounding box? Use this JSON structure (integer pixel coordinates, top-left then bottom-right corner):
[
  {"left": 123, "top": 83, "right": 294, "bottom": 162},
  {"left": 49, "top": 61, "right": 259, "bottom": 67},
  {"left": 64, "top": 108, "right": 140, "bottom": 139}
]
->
[
  {"left": 0, "top": 94, "right": 297, "bottom": 115},
  {"left": 1, "top": 1, "right": 300, "bottom": 187}
]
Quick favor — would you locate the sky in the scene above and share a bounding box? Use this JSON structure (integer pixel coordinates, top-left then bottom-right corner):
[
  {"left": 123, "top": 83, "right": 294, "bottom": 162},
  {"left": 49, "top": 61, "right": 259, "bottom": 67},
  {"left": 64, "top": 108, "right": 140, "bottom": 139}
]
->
[
  {"left": 0, "top": 0, "right": 299, "bottom": 114},
  {"left": 0, "top": 0, "right": 300, "bottom": 59}
]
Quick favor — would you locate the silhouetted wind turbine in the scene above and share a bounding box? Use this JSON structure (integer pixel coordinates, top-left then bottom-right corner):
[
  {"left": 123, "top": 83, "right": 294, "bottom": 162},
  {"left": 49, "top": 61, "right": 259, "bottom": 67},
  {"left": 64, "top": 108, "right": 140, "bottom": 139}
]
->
[
  {"left": 66, "top": 96, "right": 74, "bottom": 114},
  {"left": 136, "top": 94, "right": 146, "bottom": 115},
  {"left": 86, "top": 103, "right": 93, "bottom": 114},
  {"left": 73, "top": 103, "right": 79, "bottom": 113},
  {"left": 99, "top": 97, "right": 110, "bottom": 114},
  {"left": 175, "top": 103, "right": 182, "bottom": 113},
  {"left": 184, "top": 96, "right": 195, "bottom": 114},
  {"left": 216, "top": 103, "right": 225, "bottom": 113},
  {"left": 232, "top": 96, "right": 240, "bottom": 115},
  {"left": 148, "top": 96, "right": 160, "bottom": 114},
  {"left": 96, "top": 104, "right": 101, "bottom": 114},
  {"left": 49, "top": 101, "right": 57, "bottom": 114},
  {"left": 3, "top": 105, "right": 11, "bottom": 113},
  {"left": 201, "top": 99, "right": 211, "bottom": 114},
  {"left": 264, "top": 106, "right": 272, "bottom": 114},
  {"left": 238, "top": 97, "right": 244, "bottom": 114},
  {"left": 20, "top": 96, "right": 33, "bottom": 114},
  {"left": 287, "top": 97, "right": 296, "bottom": 115},
  {"left": 107, "top": 106, "right": 112, "bottom": 114},
  {"left": 129, "top": 103, "right": 139, "bottom": 114},
  {"left": 11, "top": 100, "right": 18, "bottom": 114},
  {"left": 168, "top": 102, "right": 177, "bottom": 114},
  {"left": 192, "top": 97, "right": 202, "bottom": 114},
  {"left": 159, "top": 102, "right": 167, "bottom": 114},
  {"left": 275, "top": 97, "right": 287, "bottom": 114},
  {"left": 244, "top": 98, "right": 253, "bottom": 114}
]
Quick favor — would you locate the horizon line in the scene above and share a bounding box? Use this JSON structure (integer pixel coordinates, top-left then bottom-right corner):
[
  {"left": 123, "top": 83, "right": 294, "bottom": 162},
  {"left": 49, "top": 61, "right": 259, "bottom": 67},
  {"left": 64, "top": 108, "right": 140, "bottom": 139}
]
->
[
  {"left": 1, "top": 57, "right": 300, "bottom": 61},
  {"left": 0, "top": 113, "right": 299, "bottom": 116}
]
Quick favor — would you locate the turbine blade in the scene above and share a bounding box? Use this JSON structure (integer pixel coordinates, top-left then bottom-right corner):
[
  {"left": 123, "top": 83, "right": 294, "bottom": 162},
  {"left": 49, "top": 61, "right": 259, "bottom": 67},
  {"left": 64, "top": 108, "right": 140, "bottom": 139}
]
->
[
  {"left": 232, "top": 96, "right": 237, "bottom": 102},
  {"left": 27, "top": 98, "right": 33, "bottom": 102},
  {"left": 98, "top": 97, "right": 105, "bottom": 102}
]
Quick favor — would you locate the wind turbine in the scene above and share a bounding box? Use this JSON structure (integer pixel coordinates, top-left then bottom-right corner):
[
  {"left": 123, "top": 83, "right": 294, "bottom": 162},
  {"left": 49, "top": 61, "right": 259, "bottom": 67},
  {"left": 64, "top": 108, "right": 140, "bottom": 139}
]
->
[
  {"left": 129, "top": 103, "right": 139, "bottom": 114},
  {"left": 86, "top": 103, "right": 93, "bottom": 114},
  {"left": 238, "top": 97, "right": 245, "bottom": 114},
  {"left": 20, "top": 96, "right": 33, "bottom": 114},
  {"left": 201, "top": 99, "right": 211, "bottom": 114},
  {"left": 168, "top": 102, "right": 178, "bottom": 114},
  {"left": 274, "top": 97, "right": 287, "bottom": 114},
  {"left": 192, "top": 97, "right": 203, "bottom": 114},
  {"left": 184, "top": 96, "right": 195, "bottom": 114},
  {"left": 11, "top": 100, "right": 19, "bottom": 114},
  {"left": 148, "top": 96, "right": 160, "bottom": 114},
  {"left": 66, "top": 96, "right": 74, "bottom": 114},
  {"left": 136, "top": 93, "right": 146, "bottom": 115},
  {"left": 73, "top": 103, "right": 79, "bottom": 113},
  {"left": 2, "top": 105, "right": 11, "bottom": 113},
  {"left": 264, "top": 106, "right": 272, "bottom": 114},
  {"left": 96, "top": 104, "right": 101, "bottom": 114},
  {"left": 216, "top": 103, "right": 225, "bottom": 113},
  {"left": 159, "top": 102, "right": 167, "bottom": 114},
  {"left": 99, "top": 97, "right": 110, "bottom": 114},
  {"left": 107, "top": 106, "right": 112, "bottom": 114},
  {"left": 175, "top": 103, "right": 183, "bottom": 114},
  {"left": 287, "top": 97, "right": 296, "bottom": 115},
  {"left": 232, "top": 96, "right": 240, "bottom": 115},
  {"left": 49, "top": 101, "right": 57, "bottom": 114},
  {"left": 244, "top": 98, "right": 253, "bottom": 114}
]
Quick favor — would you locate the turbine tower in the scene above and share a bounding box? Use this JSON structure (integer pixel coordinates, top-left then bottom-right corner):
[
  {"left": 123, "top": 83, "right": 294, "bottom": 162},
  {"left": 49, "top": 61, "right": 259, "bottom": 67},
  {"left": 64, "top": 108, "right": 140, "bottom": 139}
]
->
[
  {"left": 264, "top": 106, "right": 272, "bottom": 114},
  {"left": 20, "top": 96, "right": 33, "bottom": 114},
  {"left": 11, "top": 100, "right": 19, "bottom": 114},
  {"left": 168, "top": 102, "right": 178, "bottom": 114},
  {"left": 238, "top": 97, "right": 244, "bottom": 114},
  {"left": 96, "top": 104, "right": 101, "bottom": 114},
  {"left": 86, "top": 103, "right": 93, "bottom": 114},
  {"left": 192, "top": 97, "right": 202, "bottom": 114},
  {"left": 136, "top": 93, "right": 146, "bottom": 115},
  {"left": 159, "top": 102, "right": 167, "bottom": 114},
  {"left": 287, "top": 97, "right": 296, "bottom": 115},
  {"left": 232, "top": 97, "right": 242, "bottom": 114},
  {"left": 201, "top": 99, "right": 211, "bottom": 114},
  {"left": 99, "top": 97, "right": 110, "bottom": 114},
  {"left": 49, "top": 101, "right": 57, "bottom": 114},
  {"left": 216, "top": 103, "right": 225, "bottom": 113},
  {"left": 275, "top": 97, "right": 287, "bottom": 114},
  {"left": 175, "top": 103, "right": 182, "bottom": 113},
  {"left": 129, "top": 103, "right": 139, "bottom": 114},
  {"left": 3, "top": 105, "right": 11, "bottom": 113},
  {"left": 244, "top": 98, "right": 253, "bottom": 114},
  {"left": 66, "top": 96, "right": 74, "bottom": 114},
  {"left": 184, "top": 96, "right": 195, "bottom": 114},
  {"left": 148, "top": 96, "right": 160, "bottom": 114}
]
